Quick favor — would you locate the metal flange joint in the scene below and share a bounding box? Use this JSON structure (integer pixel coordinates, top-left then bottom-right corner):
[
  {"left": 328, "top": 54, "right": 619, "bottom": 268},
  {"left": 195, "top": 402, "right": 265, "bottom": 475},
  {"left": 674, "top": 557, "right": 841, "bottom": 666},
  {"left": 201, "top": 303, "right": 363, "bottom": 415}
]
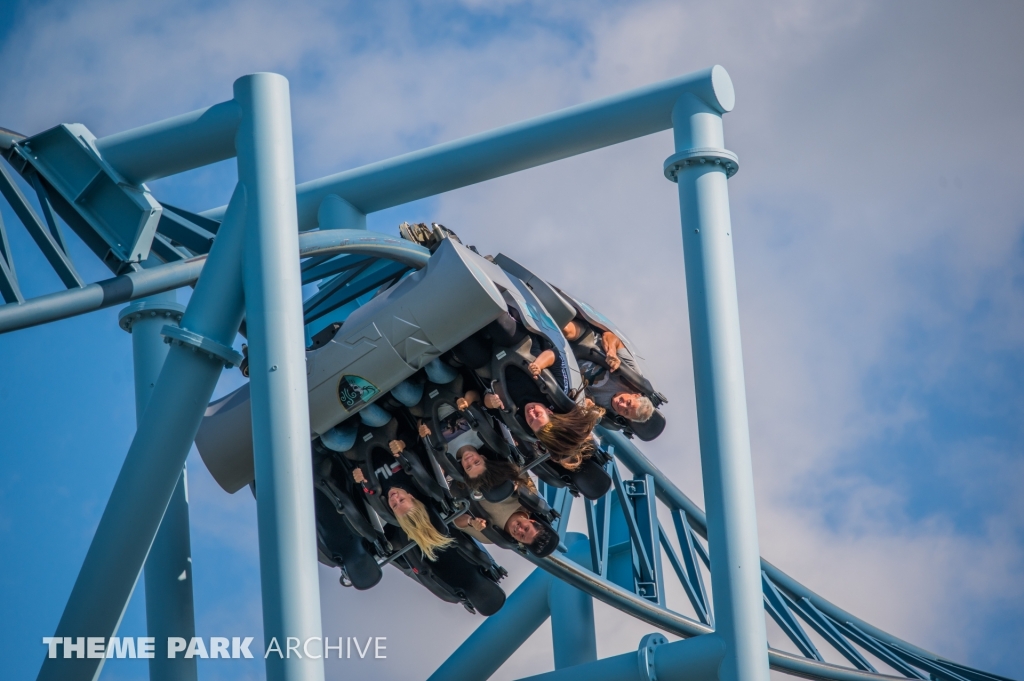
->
[
  {"left": 637, "top": 633, "right": 668, "bottom": 681},
  {"left": 161, "top": 325, "right": 242, "bottom": 368},
  {"left": 663, "top": 147, "right": 739, "bottom": 182},
  {"left": 117, "top": 300, "right": 186, "bottom": 334}
]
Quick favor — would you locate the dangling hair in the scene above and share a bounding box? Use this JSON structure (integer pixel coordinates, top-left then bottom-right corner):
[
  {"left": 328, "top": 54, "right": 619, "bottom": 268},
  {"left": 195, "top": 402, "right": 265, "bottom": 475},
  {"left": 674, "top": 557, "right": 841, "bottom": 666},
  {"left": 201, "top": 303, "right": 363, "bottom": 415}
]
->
[
  {"left": 394, "top": 496, "right": 454, "bottom": 561},
  {"left": 465, "top": 455, "right": 521, "bottom": 492},
  {"left": 536, "top": 403, "right": 605, "bottom": 470}
]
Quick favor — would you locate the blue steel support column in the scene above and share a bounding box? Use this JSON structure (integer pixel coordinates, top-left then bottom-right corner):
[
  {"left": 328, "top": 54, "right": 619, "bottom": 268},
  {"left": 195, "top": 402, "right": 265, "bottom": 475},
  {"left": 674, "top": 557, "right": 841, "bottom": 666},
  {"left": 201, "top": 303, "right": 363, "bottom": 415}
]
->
[
  {"left": 234, "top": 73, "right": 324, "bottom": 681},
  {"left": 118, "top": 295, "right": 198, "bottom": 681},
  {"left": 666, "top": 67, "right": 769, "bottom": 681},
  {"left": 38, "top": 183, "right": 248, "bottom": 681},
  {"left": 516, "top": 633, "right": 726, "bottom": 681},
  {"left": 428, "top": 565, "right": 552, "bottom": 681},
  {"left": 429, "top": 536, "right": 595, "bottom": 681},
  {"left": 549, "top": 533, "right": 597, "bottom": 670}
]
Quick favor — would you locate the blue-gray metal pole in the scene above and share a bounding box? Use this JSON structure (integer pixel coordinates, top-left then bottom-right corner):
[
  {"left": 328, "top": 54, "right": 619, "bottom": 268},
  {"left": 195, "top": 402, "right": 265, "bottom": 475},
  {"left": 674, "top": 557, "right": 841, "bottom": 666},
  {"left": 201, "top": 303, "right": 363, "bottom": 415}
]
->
[
  {"left": 427, "top": 563, "right": 552, "bottom": 681},
  {"left": 118, "top": 295, "right": 197, "bottom": 681},
  {"left": 0, "top": 229, "right": 428, "bottom": 336},
  {"left": 234, "top": 73, "right": 325, "bottom": 681},
  {"left": 666, "top": 67, "right": 770, "bottom": 681},
  {"left": 317, "top": 194, "right": 365, "bottom": 230},
  {"left": 549, "top": 534, "right": 597, "bottom": 670},
  {"left": 95, "top": 100, "right": 241, "bottom": 185},
  {"left": 199, "top": 67, "right": 731, "bottom": 229},
  {"left": 37, "top": 185, "right": 248, "bottom": 681},
  {"left": 429, "top": 535, "right": 595, "bottom": 681},
  {"left": 515, "top": 633, "right": 726, "bottom": 681}
]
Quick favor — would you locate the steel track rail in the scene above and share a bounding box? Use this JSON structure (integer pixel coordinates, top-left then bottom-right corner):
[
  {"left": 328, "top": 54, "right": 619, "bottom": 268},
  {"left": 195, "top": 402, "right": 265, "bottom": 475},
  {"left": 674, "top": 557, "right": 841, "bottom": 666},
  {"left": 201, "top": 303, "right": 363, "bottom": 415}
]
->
[
  {"left": 599, "top": 429, "right": 1000, "bottom": 678},
  {"left": 531, "top": 552, "right": 904, "bottom": 681},
  {"left": 0, "top": 229, "right": 429, "bottom": 334}
]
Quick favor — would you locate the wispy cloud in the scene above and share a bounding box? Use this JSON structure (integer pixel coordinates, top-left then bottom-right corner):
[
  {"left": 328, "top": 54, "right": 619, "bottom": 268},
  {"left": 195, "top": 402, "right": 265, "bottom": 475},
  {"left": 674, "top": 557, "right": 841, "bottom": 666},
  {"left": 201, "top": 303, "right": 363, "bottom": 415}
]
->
[{"left": 1, "top": 0, "right": 1021, "bottom": 678}]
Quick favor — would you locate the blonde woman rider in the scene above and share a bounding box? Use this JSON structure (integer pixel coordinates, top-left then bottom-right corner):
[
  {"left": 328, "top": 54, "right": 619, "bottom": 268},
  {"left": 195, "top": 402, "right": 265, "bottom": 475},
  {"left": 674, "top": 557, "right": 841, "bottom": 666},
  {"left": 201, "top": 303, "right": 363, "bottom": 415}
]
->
[{"left": 351, "top": 428, "right": 506, "bottom": 615}]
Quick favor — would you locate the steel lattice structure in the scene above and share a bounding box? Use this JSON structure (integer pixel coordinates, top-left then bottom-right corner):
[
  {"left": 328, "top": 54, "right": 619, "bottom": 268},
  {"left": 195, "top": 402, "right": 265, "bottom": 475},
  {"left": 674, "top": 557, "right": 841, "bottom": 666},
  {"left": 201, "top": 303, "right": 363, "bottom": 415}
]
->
[{"left": 0, "top": 67, "right": 1012, "bottom": 681}]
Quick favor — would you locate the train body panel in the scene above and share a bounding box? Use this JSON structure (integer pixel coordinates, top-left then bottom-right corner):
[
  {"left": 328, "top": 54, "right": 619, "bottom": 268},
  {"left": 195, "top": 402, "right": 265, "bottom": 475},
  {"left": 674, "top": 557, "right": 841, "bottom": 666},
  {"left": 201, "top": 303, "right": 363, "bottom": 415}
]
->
[{"left": 197, "top": 237, "right": 534, "bottom": 493}]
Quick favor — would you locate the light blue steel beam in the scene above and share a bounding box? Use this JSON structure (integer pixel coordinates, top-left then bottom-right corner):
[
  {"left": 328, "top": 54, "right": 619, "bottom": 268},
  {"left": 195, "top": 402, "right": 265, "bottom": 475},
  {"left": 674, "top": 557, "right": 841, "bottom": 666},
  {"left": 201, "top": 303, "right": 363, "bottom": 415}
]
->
[
  {"left": 429, "top": 536, "right": 595, "bottom": 681},
  {"left": 609, "top": 467, "right": 655, "bottom": 595},
  {"left": 669, "top": 509, "right": 712, "bottom": 625},
  {"left": 669, "top": 84, "right": 770, "bottom": 681},
  {"left": 36, "top": 184, "right": 248, "bottom": 681},
  {"left": 604, "top": 429, "right": 973, "bottom": 675},
  {"left": 94, "top": 100, "right": 241, "bottom": 185},
  {"left": 761, "top": 571, "right": 823, "bottom": 662},
  {"left": 659, "top": 519, "right": 711, "bottom": 626},
  {"left": 201, "top": 67, "right": 734, "bottom": 229},
  {"left": 234, "top": 73, "right": 325, "bottom": 681},
  {"left": 0, "top": 229, "right": 428, "bottom": 335},
  {"left": 529, "top": 548, "right": 915, "bottom": 681},
  {"left": 428, "top": 562, "right": 551, "bottom": 681},
  {"left": 0, "top": 159, "right": 83, "bottom": 288},
  {"left": 550, "top": 534, "right": 597, "bottom": 670},
  {"left": 0, "top": 208, "right": 23, "bottom": 303},
  {"left": 118, "top": 295, "right": 198, "bottom": 681},
  {"left": 317, "top": 194, "right": 365, "bottom": 230},
  {"left": 516, "top": 633, "right": 726, "bottom": 681}
]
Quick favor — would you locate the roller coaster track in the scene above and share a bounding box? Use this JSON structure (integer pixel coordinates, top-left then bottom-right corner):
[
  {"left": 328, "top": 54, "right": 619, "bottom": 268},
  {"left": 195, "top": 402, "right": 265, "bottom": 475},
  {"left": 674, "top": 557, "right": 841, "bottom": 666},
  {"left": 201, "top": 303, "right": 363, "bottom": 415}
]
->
[
  {"left": 1, "top": 214, "right": 1007, "bottom": 680},
  {"left": 1, "top": 68, "right": 1013, "bottom": 681},
  {"left": 521, "top": 429, "right": 1011, "bottom": 681}
]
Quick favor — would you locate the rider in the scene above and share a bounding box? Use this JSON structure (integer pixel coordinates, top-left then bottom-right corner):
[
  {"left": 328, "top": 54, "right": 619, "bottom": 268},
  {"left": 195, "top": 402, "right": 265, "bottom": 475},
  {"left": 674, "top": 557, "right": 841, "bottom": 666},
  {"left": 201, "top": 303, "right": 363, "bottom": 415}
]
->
[
  {"left": 456, "top": 311, "right": 605, "bottom": 470},
  {"left": 562, "top": 320, "right": 655, "bottom": 424},
  {"left": 454, "top": 444, "right": 528, "bottom": 497},
  {"left": 346, "top": 419, "right": 507, "bottom": 615}
]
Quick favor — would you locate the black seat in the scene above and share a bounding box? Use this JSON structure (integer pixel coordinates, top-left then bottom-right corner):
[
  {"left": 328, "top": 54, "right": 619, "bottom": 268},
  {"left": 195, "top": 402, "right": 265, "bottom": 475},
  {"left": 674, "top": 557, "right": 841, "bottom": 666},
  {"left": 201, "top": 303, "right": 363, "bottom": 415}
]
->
[
  {"left": 630, "top": 409, "right": 666, "bottom": 441},
  {"left": 314, "top": 488, "right": 383, "bottom": 590},
  {"left": 568, "top": 459, "right": 612, "bottom": 500}
]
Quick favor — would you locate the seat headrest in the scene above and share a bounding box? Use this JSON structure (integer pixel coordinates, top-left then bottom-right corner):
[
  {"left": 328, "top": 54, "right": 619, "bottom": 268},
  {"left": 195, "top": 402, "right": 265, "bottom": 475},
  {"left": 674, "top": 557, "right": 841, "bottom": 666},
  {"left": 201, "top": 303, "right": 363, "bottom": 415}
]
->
[
  {"left": 526, "top": 522, "right": 559, "bottom": 558},
  {"left": 571, "top": 459, "right": 612, "bottom": 500},
  {"left": 630, "top": 409, "right": 666, "bottom": 442}
]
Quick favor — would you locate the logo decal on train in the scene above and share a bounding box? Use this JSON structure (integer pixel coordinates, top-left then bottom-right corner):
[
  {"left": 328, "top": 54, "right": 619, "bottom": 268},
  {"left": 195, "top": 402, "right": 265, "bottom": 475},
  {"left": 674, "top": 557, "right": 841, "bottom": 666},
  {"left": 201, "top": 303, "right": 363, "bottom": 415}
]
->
[{"left": 338, "top": 375, "right": 381, "bottom": 410}]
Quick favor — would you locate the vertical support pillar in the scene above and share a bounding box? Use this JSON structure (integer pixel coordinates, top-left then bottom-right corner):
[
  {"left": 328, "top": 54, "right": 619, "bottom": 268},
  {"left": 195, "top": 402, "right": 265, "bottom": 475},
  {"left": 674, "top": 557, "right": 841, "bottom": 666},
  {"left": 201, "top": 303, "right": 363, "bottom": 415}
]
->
[
  {"left": 664, "top": 66, "right": 769, "bottom": 681},
  {"left": 118, "top": 293, "right": 197, "bottom": 681},
  {"left": 38, "top": 182, "right": 248, "bottom": 681},
  {"left": 428, "top": 535, "right": 596, "bottom": 681},
  {"left": 549, "top": 534, "right": 597, "bottom": 670},
  {"left": 428, "top": 566, "right": 552, "bottom": 681},
  {"left": 234, "top": 73, "right": 325, "bottom": 681}
]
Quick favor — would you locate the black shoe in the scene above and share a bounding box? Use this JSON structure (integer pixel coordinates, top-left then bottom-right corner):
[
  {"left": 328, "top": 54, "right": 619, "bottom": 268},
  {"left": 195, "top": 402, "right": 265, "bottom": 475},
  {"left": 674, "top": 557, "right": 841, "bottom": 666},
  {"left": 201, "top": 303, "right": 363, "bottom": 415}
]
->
[
  {"left": 345, "top": 552, "right": 383, "bottom": 591},
  {"left": 463, "top": 576, "right": 506, "bottom": 616}
]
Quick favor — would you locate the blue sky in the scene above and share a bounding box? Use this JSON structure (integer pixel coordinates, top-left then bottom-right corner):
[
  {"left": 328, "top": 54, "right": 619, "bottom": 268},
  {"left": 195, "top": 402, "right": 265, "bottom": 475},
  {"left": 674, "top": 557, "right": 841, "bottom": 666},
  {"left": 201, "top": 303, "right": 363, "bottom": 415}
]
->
[{"left": 0, "top": 1, "right": 1022, "bottom": 679}]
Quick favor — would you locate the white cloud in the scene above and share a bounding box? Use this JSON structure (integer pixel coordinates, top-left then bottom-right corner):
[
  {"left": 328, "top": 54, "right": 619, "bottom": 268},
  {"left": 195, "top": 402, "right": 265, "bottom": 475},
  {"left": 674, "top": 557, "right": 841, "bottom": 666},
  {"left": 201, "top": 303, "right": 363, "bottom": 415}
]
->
[{"left": 2, "top": 0, "right": 1021, "bottom": 678}]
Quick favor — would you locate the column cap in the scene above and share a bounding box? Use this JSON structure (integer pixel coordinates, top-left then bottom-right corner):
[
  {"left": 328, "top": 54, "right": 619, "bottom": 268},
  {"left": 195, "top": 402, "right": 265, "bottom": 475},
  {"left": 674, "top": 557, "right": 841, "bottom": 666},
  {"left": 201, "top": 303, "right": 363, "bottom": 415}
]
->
[
  {"left": 664, "top": 148, "right": 739, "bottom": 182},
  {"left": 118, "top": 300, "right": 185, "bottom": 333}
]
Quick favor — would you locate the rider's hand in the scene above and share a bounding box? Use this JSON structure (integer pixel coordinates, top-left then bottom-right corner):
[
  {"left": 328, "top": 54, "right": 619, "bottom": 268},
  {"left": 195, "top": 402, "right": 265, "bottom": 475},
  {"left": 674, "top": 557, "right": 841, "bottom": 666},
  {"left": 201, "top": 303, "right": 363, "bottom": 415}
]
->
[
  {"left": 528, "top": 362, "right": 542, "bottom": 377},
  {"left": 484, "top": 393, "right": 504, "bottom": 410},
  {"left": 388, "top": 440, "right": 405, "bottom": 456},
  {"left": 456, "top": 397, "right": 470, "bottom": 411},
  {"left": 601, "top": 332, "right": 624, "bottom": 371},
  {"left": 470, "top": 517, "right": 487, "bottom": 531},
  {"left": 418, "top": 421, "right": 431, "bottom": 438},
  {"left": 352, "top": 469, "right": 366, "bottom": 484}
]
